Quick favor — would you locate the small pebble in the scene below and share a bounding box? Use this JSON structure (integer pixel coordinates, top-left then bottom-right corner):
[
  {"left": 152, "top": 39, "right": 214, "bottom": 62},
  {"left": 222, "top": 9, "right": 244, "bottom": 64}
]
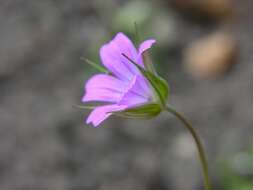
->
[
  {"left": 184, "top": 32, "right": 237, "bottom": 79},
  {"left": 171, "top": 0, "right": 234, "bottom": 21}
]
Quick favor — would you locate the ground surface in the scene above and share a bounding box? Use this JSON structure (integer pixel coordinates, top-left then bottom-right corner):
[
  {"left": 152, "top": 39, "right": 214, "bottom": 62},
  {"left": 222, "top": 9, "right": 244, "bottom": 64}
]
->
[{"left": 0, "top": 1, "right": 252, "bottom": 190}]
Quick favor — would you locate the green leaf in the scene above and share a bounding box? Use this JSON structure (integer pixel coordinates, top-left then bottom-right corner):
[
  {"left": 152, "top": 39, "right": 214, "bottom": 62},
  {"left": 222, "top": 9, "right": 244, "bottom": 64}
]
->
[{"left": 122, "top": 53, "right": 169, "bottom": 107}]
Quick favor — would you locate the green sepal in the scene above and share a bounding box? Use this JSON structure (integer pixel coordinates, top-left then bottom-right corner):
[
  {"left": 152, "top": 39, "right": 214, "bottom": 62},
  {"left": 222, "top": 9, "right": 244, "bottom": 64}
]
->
[
  {"left": 73, "top": 105, "right": 96, "bottom": 110},
  {"left": 144, "top": 71, "right": 169, "bottom": 107},
  {"left": 81, "top": 57, "right": 109, "bottom": 74},
  {"left": 122, "top": 54, "right": 169, "bottom": 107},
  {"left": 142, "top": 51, "right": 157, "bottom": 74},
  {"left": 115, "top": 103, "right": 161, "bottom": 118}
]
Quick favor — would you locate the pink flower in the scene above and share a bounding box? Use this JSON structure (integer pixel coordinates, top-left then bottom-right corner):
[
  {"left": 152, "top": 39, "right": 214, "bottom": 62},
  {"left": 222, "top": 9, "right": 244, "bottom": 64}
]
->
[{"left": 82, "top": 32, "right": 168, "bottom": 127}]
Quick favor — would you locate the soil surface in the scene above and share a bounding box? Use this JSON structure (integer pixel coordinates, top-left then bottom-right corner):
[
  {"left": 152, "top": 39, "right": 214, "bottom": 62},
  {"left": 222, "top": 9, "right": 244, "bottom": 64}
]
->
[{"left": 0, "top": 1, "right": 252, "bottom": 190}]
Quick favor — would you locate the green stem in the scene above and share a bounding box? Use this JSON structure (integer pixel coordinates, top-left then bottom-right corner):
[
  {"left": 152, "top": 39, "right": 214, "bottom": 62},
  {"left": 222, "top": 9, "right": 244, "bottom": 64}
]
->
[{"left": 166, "top": 105, "right": 212, "bottom": 190}]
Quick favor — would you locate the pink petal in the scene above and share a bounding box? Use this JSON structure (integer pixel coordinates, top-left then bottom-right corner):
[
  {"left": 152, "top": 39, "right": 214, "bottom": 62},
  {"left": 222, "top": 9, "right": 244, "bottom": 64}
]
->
[
  {"left": 137, "top": 39, "right": 156, "bottom": 66},
  {"left": 119, "top": 92, "right": 147, "bottom": 106},
  {"left": 82, "top": 88, "right": 121, "bottom": 103},
  {"left": 100, "top": 33, "right": 140, "bottom": 81},
  {"left": 86, "top": 104, "right": 127, "bottom": 127},
  {"left": 85, "top": 74, "right": 127, "bottom": 91},
  {"left": 119, "top": 75, "right": 153, "bottom": 106},
  {"left": 82, "top": 74, "right": 126, "bottom": 103},
  {"left": 138, "top": 39, "right": 156, "bottom": 55}
]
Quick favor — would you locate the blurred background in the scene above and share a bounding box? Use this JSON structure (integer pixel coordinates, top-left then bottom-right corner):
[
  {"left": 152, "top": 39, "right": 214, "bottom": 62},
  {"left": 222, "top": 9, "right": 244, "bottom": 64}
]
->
[{"left": 0, "top": 0, "right": 253, "bottom": 190}]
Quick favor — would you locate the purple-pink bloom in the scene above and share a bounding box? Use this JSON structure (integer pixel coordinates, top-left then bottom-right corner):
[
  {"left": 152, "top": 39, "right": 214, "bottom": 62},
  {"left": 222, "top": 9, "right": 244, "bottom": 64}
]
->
[{"left": 82, "top": 32, "right": 156, "bottom": 127}]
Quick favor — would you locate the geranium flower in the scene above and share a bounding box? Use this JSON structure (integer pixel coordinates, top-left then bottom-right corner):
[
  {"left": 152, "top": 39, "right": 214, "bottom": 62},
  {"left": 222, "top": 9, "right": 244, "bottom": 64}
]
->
[
  {"left": 80, "top": 32, "right": 212, "bottom": 190},
  {"left": 82, "top": 32, "right": 168, "bottom": 127}
]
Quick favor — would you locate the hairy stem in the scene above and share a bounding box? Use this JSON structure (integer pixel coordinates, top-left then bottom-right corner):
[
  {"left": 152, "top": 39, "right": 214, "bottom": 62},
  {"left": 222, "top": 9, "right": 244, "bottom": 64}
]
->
[{"left": 166, "top": 105, "right": 212, "bottom": 190}]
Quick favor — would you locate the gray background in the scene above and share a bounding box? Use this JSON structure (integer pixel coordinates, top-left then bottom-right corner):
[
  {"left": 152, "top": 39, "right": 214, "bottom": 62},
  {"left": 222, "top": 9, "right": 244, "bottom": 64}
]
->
[{"left": 0, "top": 0, "right": 252, "bottom": 190}]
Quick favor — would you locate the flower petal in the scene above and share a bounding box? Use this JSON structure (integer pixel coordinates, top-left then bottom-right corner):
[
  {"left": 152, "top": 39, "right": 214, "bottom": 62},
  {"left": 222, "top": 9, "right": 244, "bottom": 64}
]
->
[
  {"left": 85, "top": 74, "right": 127, "bottom": 91},
  {"left": 139, "top": 39, "right": 156, "bottom": 55},
  {"left": 86, "top": 104, "right": 127, "bottom": 127},
  {"left": 137, "top": 39, "right": 156, "bottom": 65},
  {"left": 100, "top": 32, "right": 140, "bottom": 81},
  {"left": 119, "top": 75, "right": 153, "bottom": 106},
  {"left": 82, "top": 74, "right": 126, "bottom": 103},
  {"left": 82, "top": 88, "right": 121, "bottom": 103}
]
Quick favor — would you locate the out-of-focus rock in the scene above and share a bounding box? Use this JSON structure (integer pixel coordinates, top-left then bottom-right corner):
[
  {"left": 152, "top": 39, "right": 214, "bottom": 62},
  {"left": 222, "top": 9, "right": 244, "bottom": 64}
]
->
[
  {"left": 171, "top": 0, "right": 234, "bottom": 21},
  {"left": 184, "top": 32, "right": 238, "bottom": 79}
]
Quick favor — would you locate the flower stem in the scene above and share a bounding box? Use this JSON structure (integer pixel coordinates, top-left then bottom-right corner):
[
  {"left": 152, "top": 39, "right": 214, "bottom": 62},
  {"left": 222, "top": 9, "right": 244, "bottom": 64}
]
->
[{"left": 166, "top": 105, "right": 212, "bottom": 190}]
